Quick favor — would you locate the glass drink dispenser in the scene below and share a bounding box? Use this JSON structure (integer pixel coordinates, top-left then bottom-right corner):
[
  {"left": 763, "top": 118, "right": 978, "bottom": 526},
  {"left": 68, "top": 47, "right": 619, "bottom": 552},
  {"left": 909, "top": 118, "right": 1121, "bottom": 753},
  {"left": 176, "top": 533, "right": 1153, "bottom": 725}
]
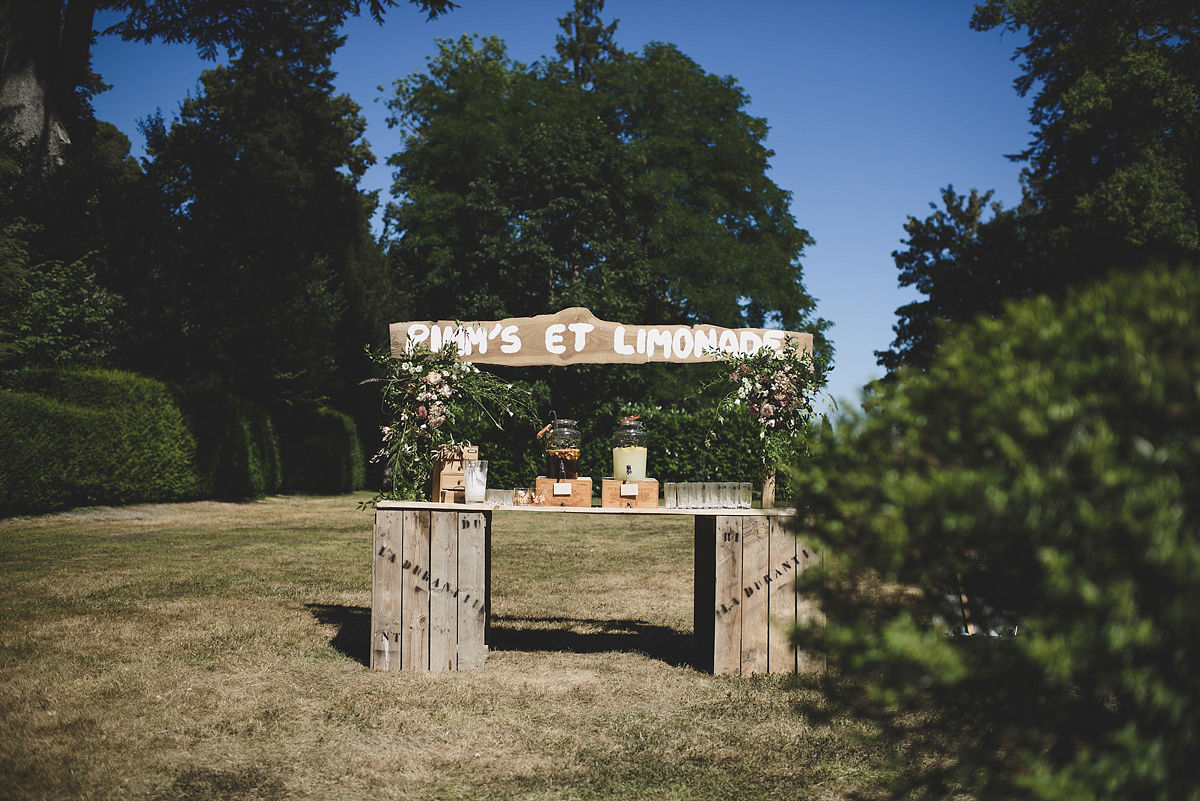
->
[
  {"left": 544, "top": 419, "right": 581, "bottom": 479},
  {"left": 612, "top": 416, "right": 648, "bottom": 481}
]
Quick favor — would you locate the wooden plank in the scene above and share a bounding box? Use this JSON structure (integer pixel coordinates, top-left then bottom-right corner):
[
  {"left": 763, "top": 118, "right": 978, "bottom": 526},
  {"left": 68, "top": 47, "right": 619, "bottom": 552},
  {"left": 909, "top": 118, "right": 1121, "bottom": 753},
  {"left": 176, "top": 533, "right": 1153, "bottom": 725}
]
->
[
  {"left": 456, "top": 512, "right": 488, "bottom": 670},
  {"left": 712, "top": 515, "right": 744, "bottom": 676},
  {"left": 429, "top": 511, "right": 458, "bottom": 671},
  {"left": 767, "top": 516, "right": 799, "bottom": 674},
  {"left": 371, "top": 510, "right": 405, "bottom": 671},
  {"left": 400, "top": 510, "right": 431, "bottom": 670},
  {"left": 739, "top": 514, "right": 771, "bottom": 675},
  {"left": 692, "top": 516, "right": 717, "bottom": 674},
  {"left": 390, "top": 307, "right": 812, "bottom": 367},
  {"left": 795, "top": 538, "right": 827, "bottom": 674}
]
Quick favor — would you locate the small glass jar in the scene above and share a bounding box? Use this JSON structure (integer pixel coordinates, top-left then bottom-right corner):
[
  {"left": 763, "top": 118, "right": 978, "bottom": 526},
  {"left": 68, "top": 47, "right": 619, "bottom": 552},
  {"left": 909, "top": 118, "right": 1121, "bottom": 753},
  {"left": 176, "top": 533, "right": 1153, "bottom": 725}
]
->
[
  {"left": 612, "top": 416, "right": 648, "bottom": 481},
  {"left": 544, "top": 419, "right": 581, "bottom": 479}
]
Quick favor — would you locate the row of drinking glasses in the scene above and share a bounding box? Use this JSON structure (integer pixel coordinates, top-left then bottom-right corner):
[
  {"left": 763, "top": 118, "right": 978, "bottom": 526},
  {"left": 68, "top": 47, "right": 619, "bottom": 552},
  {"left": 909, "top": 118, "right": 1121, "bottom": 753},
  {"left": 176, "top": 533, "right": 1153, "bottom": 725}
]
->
[{"left": 664, "top": 482, "right": 753, "bottom": 509}]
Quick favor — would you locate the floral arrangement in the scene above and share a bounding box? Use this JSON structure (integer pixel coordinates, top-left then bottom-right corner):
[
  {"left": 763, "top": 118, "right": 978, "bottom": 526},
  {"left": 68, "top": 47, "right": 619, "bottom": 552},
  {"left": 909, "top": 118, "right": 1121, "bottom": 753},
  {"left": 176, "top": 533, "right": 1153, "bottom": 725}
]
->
[
  {"left": 703, "top": 336, "right": 827, "bottom": 505},
  {"left": 361, "top": 343, "right": 536, "bottom": 505}
]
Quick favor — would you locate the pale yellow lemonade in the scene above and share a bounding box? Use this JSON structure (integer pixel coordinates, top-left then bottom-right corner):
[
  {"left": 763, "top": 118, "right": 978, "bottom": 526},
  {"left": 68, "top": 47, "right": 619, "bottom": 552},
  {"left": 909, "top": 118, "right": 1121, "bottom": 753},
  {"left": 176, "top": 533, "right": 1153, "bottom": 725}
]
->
[{"left": 612, "top": 446, "right": 648, "bottom": 481}]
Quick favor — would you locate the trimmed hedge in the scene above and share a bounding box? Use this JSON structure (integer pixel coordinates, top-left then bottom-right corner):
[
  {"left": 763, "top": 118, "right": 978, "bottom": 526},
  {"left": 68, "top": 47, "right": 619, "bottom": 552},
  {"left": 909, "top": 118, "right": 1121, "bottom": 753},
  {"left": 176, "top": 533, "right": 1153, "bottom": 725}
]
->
[
  {"left": 278, "top": 407, "right": 365, "bottom": 494},
  {"left": 444, "top": 401, "right": 774, "bottom": 495},
  {"left": 171, "top": 385, "right": 282, "bottom": 499},
  {"left": 0, "top": 369, "right": 284, "bottom": 516},
  {"left": 0, "top": 370, "right": 204, "bottom": 515}
]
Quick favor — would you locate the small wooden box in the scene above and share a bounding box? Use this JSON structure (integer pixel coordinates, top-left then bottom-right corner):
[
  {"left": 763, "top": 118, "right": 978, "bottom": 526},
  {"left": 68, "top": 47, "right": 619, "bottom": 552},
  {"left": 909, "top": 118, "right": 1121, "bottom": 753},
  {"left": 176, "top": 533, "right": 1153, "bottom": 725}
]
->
[
  {"left": 535, "top": 476, "right": 593, "bottom": 507},
  {"left": 601, "top": 478, "right": 660, "bottom": 509},
  {"left": 432, "top": 446, "right": 479, "bottom": 503}
]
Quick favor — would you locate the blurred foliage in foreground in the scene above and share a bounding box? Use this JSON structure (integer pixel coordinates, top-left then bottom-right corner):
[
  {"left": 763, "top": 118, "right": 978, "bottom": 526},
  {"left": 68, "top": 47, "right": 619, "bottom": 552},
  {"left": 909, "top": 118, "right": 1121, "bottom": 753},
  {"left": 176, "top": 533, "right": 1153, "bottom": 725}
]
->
[{"left": 793, "top": 265, "right": 1200, "bottom": 800}]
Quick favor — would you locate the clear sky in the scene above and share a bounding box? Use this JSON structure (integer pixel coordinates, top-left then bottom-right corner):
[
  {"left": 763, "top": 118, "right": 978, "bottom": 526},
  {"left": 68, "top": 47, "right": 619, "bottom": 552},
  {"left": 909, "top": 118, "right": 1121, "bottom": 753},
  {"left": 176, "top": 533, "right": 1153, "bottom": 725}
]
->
[{"left": 90, "top": 0, "right": 1031, "bottom": 411}]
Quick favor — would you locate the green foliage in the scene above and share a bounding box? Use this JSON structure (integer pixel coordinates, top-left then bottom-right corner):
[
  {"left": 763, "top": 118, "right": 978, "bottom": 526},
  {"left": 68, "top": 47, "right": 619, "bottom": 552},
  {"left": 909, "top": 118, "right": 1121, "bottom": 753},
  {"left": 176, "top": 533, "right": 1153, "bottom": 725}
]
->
[
  {"left": 884, "top": 1, "right": 1200, "bottom": 371},
  {"left": 134, "top": 5, "right": 384, "bottom": 407},
  {"left": 362, "top": 345, "right": 537, "bottom": 503},
  {"left": 878, "top": 185, "right": 1033, "bottom": 371},
  {"left": 382, "top": 11, "right": 830, "bottom": 416},
  {"left": 1, "top": 254, "right": 124, "bottom": 369},
  {"left": 794, "top": 266, "right": 1200, "bottom": 799},
  {"left": 972, "top": 0, "right": 1200, "bottom": 273},
  {"left": 278, "top": 407, "right": 365, "bottom": 494},
  {"left": 699, "top": 336, "right": 828, "bottom": 472},
  {"left": 171, "top": 385, "right": 282, "bottom": 499},
  {"left": 0, "top": 369, "right": 204, "bottom": 515}
]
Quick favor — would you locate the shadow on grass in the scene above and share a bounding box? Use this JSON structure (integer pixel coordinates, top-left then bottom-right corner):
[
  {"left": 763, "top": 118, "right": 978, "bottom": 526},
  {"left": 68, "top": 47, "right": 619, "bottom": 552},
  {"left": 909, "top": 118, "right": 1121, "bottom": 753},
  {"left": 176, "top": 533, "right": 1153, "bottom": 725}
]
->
[
  {"left": 307, "top": 604, "right": 371, "bottom": 666},
  {"left": 306, "top": 605, "right": 697, "bottom": 670},
  {"left": 487, "top": 615, "right": 698, "bottom": 669}
]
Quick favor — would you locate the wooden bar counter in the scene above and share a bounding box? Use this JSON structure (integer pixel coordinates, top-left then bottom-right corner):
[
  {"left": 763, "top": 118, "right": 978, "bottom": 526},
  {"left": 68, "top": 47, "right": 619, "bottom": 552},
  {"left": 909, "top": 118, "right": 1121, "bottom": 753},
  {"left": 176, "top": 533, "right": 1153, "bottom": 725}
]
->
[{"left": 371, "top": 501, "right": 823, "bottom": 675}]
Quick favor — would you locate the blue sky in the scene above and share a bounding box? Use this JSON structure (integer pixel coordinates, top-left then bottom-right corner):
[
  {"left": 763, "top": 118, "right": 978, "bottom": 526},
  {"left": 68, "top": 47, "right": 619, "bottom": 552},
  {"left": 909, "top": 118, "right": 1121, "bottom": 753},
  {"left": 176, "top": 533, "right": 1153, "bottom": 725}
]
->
[{"left": 90, "top": 0, "right": 1031, "bottom": 410}]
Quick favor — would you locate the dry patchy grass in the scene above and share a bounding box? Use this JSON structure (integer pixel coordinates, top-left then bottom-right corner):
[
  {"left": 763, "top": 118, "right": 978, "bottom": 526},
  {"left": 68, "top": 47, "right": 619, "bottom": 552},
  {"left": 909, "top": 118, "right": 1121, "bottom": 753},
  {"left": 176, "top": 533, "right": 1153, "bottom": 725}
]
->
[{"left": 1, "top": 494, "right": 890, "bottom": 799}]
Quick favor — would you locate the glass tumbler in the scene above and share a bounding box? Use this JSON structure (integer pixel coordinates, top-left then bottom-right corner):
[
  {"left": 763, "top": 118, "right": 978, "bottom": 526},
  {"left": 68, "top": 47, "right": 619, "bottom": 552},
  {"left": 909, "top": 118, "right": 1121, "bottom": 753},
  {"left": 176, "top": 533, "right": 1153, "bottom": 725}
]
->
[{"left": 464, "top": 460, "right": 488, "bottom": 503}]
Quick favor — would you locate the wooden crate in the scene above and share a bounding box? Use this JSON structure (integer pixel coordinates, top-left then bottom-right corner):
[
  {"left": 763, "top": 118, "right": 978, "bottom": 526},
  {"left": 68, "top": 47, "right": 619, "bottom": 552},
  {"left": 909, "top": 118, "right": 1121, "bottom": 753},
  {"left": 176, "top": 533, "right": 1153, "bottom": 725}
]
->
[
  {"left": 534, "top": 476, "right": 593, "bottom": 507},
  {"left": 371, "top": 507, "right": 489, "bottom": 671},
  {"left": 693, "top": 513, "right": 824, "bottom": 676},
  {"left": 600, "top": 478, "right": 659, "bottom": 509},
  {"left": 431, "top": 446, "right": 479, "bottom": 502}
]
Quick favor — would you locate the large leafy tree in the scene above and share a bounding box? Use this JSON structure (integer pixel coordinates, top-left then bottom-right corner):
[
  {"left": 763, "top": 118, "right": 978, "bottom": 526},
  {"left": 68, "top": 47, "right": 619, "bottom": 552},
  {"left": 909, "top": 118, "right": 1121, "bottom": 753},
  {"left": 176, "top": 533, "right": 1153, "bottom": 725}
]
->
[
  {"left": 384, "top": 2, "right": 825, "bottom": 335},
  {"left": 131, "top": 4, "right": 387, "bottom": 408},
  {"left": 876, "top": 185, "right": 1033, "bottom": 371},
  {"left": 382, "top": 2, "right": 826, "bottom": 424},
  {"left": 881, "top": 0, "right": 1200, "bottom": 371},
  {"left": 0, "top": 0, "right": 457, "bottom": 169}
]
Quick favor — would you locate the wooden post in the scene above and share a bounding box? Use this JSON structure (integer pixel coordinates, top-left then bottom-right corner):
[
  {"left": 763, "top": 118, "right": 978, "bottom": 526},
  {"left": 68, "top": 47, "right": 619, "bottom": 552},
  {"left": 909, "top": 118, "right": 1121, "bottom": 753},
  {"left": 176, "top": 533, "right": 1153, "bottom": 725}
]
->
[{"left": 761, "top": 464, "right": 777, "bottom": 509}]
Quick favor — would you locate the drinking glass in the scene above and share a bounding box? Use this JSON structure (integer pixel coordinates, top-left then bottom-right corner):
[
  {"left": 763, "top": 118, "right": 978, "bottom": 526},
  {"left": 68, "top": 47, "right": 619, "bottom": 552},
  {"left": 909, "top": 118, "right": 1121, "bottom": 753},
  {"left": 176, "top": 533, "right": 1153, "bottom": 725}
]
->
[
  {"left": 464, "top": 460, "right": 488, "bottom": 503},
  {"left": 718, "top": 481, "right": 733, "bottom": 509},
  {"left": 703, "top": 482, "right": 718, "bottom": 509},
  {"left": 663, "top": 482, "right": 678, "bottom": 509},
  {"left": 737, "top": 482, "right": 752, "bottom": 509}
]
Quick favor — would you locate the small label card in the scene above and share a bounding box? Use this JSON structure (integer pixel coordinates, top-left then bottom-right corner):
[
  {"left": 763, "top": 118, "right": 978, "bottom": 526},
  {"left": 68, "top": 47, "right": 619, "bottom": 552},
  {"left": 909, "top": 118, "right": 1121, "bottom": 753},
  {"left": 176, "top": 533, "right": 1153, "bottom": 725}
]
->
[{"left": 553, "top": 483, "right": 572, "bottom": 496}]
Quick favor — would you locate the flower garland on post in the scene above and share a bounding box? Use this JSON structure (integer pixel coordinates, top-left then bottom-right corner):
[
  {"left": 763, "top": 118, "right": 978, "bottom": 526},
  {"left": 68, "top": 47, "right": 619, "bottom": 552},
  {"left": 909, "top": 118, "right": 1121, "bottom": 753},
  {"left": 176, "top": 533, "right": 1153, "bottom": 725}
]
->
[
  {"left": 703, "top": 337, "right": 827, "bottom": 508},
  {"left": 360, "top": 343, "right": 536, "bottom": 506}
]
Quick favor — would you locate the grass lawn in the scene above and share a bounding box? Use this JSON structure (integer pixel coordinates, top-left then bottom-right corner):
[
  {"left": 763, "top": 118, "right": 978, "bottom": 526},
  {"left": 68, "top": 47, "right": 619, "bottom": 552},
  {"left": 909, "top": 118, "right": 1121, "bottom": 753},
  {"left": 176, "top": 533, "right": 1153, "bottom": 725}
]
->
[{"left": 1, "top": 493, "right": 894, "bottom": 799}]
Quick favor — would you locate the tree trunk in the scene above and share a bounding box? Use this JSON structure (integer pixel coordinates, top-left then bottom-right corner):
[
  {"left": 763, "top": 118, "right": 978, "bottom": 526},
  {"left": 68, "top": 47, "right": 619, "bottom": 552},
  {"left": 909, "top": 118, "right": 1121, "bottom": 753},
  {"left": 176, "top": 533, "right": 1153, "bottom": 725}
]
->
[
  {"left": 761, "top": 463, "right": 776, "bottom": 509},
  {"left": 0, "top": 0, "right": 98, "bottom": 169}
]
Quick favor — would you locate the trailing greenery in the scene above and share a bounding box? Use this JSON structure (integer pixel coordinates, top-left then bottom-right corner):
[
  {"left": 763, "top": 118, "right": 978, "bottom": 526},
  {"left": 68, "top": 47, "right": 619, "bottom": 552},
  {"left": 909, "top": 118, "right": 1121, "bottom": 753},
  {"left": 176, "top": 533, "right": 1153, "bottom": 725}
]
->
[
  {"left": 362, "top": 344, "right": 537, "bottom": 502},
  {"left": 278, "top": 407, "right": 365, "bottom": 495},
  {"left": 0, "top": 369, "right": 204, "bottom": 515},
  {"left": 793, "top": 265, "right": 1200, "bottom": 800}
]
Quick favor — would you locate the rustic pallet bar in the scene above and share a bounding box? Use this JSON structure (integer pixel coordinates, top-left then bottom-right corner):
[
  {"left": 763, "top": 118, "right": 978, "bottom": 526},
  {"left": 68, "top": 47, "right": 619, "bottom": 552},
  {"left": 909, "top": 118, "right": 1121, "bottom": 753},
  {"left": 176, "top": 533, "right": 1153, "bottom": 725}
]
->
[{"left": 372, "top": 501, "right": 823, "bottom": 675}]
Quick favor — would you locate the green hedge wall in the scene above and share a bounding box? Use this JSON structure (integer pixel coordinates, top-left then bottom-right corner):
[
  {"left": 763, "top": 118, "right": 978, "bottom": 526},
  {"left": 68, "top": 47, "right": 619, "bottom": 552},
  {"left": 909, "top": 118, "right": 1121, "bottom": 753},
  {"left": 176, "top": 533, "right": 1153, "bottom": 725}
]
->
[
  {"left": 447, "top": 402, "right": 772, "bottom": 495},
  {"left": 278, "top": 407, "right": 365, "bottom": 494},
  {"left": 0, "top": 369, "right": 285, "bottom": 516},
  {"left": 0, "top": 370, "right": 204, "bottom": 515},
  {"left": 170, "top": 385, "right": 282, "bottom": 499}
]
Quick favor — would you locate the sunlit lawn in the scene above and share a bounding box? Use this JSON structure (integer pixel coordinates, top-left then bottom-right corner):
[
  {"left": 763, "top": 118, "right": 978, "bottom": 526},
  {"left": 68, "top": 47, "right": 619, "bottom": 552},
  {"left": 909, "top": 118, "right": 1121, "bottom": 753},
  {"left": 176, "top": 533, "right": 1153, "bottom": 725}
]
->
[{"left": 1, "top": 494, "right": 895, "bottom": 800}]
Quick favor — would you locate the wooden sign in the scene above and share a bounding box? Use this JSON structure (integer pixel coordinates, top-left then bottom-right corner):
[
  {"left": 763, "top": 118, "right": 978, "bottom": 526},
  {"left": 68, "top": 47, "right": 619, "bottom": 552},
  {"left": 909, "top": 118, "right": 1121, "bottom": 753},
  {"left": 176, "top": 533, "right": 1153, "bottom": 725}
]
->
[{"left": 389, "top": 307, "right": 812, "bottom": 366}]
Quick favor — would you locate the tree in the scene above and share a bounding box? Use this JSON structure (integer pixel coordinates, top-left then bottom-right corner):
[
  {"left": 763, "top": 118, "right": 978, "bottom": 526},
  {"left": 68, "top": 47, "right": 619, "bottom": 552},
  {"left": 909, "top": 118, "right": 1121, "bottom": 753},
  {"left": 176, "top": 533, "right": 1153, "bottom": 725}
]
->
[
  {"left": 796, "top": 265, "right": 1200, "bottom": 800},
  {"left": 383, "top": 8, "right": 826, "bottom": 337},
  {"left": 382, "top": 6, "right": 827, "bottom": 424},
  {"left": 877, "top": 185, "right": 1033, "bottom": 371},
  {"left": 0, "top": 0, "right": 458, "bottom": 169},
  {"left": 881, "top": 0, "right": 1200, "bottom": 371},
  {"left": 972, "top": 0, "right": 1200, "bottom": 279},
  {"left": 132, "top": 5, "right": 384, "bottom": 408}
]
